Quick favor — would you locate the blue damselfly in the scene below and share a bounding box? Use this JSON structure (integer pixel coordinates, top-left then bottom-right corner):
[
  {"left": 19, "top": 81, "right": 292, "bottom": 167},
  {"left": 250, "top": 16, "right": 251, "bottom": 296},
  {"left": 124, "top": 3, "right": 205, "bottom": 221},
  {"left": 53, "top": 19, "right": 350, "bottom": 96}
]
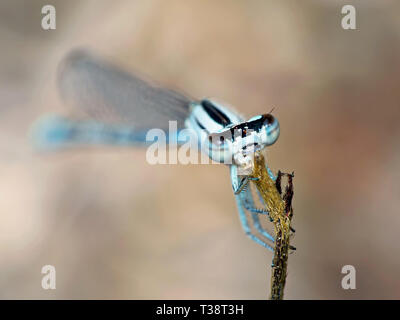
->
[{"left": 31, "top": 50, "right": 281, "bottom": 251}]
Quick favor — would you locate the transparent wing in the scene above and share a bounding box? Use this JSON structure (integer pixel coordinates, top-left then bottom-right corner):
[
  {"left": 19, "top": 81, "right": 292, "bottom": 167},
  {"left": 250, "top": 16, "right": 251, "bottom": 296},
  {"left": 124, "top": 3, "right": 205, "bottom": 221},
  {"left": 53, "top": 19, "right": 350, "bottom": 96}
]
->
[{"left": 58, "top": 49, "right": 192, "bottom": 130}]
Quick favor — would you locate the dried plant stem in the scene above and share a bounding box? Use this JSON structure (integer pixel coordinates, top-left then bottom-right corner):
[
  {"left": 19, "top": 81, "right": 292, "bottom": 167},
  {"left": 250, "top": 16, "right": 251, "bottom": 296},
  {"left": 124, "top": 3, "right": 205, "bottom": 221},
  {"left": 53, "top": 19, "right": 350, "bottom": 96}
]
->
[{"left": 250, "top": 152, "right": 295, "bottom": 300}]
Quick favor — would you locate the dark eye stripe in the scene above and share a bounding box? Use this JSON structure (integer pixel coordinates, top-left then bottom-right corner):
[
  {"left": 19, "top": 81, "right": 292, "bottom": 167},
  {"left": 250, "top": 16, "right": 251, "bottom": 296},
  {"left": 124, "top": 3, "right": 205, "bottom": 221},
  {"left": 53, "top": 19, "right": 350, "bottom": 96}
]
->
[
  {"left": 201, "top": 100, "right": 232, "bottom": 126},
  {"left": 195, "top": 118, "right": 206, "bottom": 130}
]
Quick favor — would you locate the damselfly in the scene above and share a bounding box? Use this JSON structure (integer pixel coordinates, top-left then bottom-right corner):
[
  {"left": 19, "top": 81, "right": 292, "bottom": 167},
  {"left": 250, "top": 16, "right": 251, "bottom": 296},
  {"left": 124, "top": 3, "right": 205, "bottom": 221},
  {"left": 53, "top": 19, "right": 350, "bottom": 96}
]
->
[{"left": 31, "top": 50, "right": 281, "bottom": 251}]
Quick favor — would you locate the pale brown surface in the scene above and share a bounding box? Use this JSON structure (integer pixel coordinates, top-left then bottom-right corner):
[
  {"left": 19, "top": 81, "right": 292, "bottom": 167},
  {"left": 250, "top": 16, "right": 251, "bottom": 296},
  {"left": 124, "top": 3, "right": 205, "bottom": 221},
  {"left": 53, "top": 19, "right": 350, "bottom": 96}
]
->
[{"left": 0, "top": 0, "right": 400, "bottom": 299}]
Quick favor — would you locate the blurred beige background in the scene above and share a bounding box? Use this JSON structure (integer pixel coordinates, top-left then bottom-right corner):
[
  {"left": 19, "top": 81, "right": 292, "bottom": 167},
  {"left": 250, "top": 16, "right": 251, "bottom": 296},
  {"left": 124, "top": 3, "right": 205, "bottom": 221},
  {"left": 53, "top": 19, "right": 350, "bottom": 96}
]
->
[{"left": 0, "top": 0, "right": 400, "bottom": 299}]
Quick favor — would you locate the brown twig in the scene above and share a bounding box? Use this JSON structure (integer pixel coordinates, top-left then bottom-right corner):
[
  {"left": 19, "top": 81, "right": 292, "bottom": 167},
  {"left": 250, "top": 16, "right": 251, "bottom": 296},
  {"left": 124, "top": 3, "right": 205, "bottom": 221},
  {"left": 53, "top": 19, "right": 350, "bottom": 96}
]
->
[{"left": 250, "top": 152, "right": 295, "bottom": 300}]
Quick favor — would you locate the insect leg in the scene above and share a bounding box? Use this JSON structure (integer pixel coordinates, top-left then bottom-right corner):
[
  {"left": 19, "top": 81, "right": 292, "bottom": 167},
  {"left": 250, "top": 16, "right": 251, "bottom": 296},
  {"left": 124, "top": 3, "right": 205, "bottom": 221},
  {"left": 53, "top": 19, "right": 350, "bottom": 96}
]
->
[
  {"left": 242, "top": 195, "right": 271, "bottom": 216},
  {"left": 266, "top": 164, "right": 277, "bottom": 181},
  {"left": 235, "top": 195, "right": 274, "bottom": 251},
  {"left": 230, "top": 165, "right": 250, "bottom": 195},
  {"left": 240, "top": 189, "right": 275, "bottom": 242},
  {"left": 249, "top": 210, "right": 275, "bottom": 242}
]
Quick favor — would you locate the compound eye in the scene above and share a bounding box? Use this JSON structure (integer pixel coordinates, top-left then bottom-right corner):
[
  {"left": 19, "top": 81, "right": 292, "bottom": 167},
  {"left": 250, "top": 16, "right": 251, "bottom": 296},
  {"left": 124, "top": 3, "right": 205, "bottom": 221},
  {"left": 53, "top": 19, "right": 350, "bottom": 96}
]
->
[
  {"left": 263, "top": 114, "right": 275, "bottom": 126},
  {"left": 263, "top": 114, "right": 280, "bottom": 146}
]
